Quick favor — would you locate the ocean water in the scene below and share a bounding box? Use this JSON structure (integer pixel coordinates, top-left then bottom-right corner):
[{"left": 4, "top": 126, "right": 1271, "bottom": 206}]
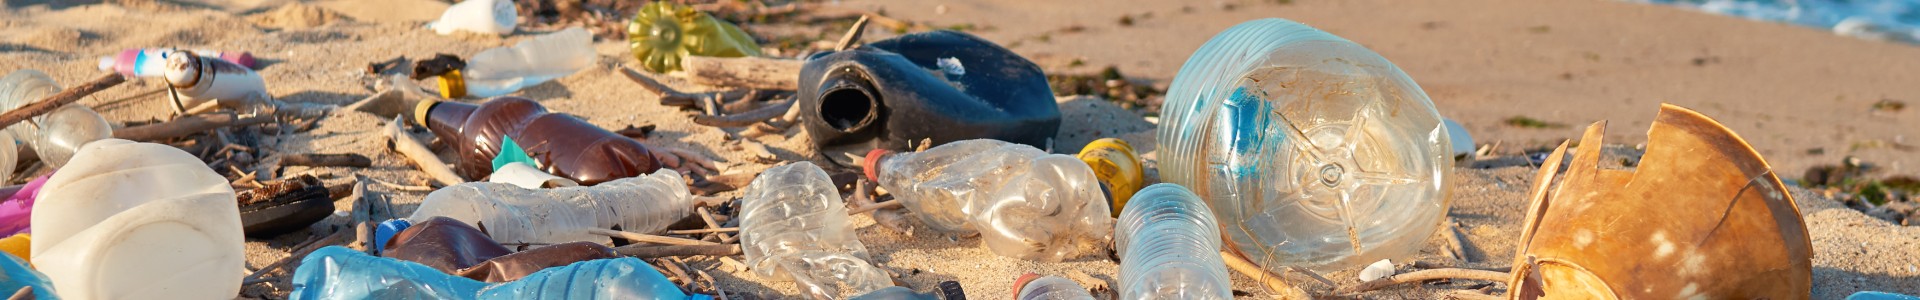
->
[{"left": 1634, "top": 0, "right": 1920, "bottom": 44}]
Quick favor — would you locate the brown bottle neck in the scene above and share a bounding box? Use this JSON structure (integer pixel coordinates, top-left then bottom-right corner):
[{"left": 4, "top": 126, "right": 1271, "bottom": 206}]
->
[{"left": 423, "top": 101, "right": 479, "bottom": 137}]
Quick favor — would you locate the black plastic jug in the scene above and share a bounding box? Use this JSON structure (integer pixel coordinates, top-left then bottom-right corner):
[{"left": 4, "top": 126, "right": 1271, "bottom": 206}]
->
[{"left": 798, "top": 30, "right": 1060, "bottom": 165}]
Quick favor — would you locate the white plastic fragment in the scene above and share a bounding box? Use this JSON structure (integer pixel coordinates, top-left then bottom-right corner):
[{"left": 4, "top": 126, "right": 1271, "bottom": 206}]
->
[
  {"left": 1358, "top": 259, "right": 1396, "bottom": 282},
  {"left": 1444, "top": 118, "right": 1474, "bottom": 157},
  {"left": 430, "top": 0, "right": 516, "bottom": 35}
]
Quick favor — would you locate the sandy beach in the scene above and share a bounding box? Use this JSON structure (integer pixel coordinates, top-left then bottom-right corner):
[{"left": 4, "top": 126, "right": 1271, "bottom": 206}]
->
[{"left": 2, "top": 0, "right": 1918, "bottom": 298}]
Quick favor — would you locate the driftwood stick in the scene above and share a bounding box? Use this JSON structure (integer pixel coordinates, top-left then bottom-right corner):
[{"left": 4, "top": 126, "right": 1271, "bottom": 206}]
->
[
  {"left": 619, "top": 67, "right": 751, "bottom": 108},
  {"left": 0, "top": 73, "right": 124, "bottom": 130},
  {"left": 667, "top": 227, "right": 740, "bottom": 235},
  {"left": 587, "top": 228, "right": 721, "bottom": 246},
  {"left": 696, "top": 207, "right": 736, "bottom": 244},
  {"left": 1220, "top": 251, "right": 1310, "bottom": 299},
  {"left": 680, "top": 56, "right": 802, "bottom": 91},
  {"left": 849, "top": 179, "right": 913, "bottom": 234},
  {"left": 847, "top": 200, "right": 902, "bottom": 215},
  {"left": 382, "top": 117, "right": 465, "bottom": 186},
  {"left": 693, "top": 99, "right": 795, "bottom": 128},
  {"left": 114, "top": 113, "right": 275, "bottom": 141},
  {"left": 1443, "top": 220, "right": 1472, "bottom": 262},
  {"left": 280, "top": 153, "right": 374, "bottom": 168},
  {"left": 1335, "top": 268, "right": 1511, "bottom": 295},
  {"left": 835, "top": 15, "right": 871, "bottom": 51}
]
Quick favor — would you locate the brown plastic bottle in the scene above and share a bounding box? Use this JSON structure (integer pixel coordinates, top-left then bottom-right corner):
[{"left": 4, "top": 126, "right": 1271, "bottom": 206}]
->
[{"left": 414, "top": 97, "right": 661, "bottom": 185}]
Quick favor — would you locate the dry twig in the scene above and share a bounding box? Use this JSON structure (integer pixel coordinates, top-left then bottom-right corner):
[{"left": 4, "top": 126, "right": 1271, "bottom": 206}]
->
[
  {"left": 1336, "top": 268, "right": 1511, "bottom": 295},
  {"left": 383, "top": 117, "right": 465, "bottom": 186},
  {"left": 0, "top": 73, "right": 125, "bottom": 130}
]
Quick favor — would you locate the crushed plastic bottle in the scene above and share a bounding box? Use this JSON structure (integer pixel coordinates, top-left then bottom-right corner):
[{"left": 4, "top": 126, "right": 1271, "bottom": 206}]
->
[
  {"left": 408, "top": 169, "right": 693, "bottom": 245},
  {"left": 1014, "top": 273, "right": 1095, "bottom": 300},
  {"left": 0, "top": 252, "right": 55, "bottom": 300},
  {"left": 739, "top": 162, "right": 893, "bottom": 299},
  {"left": 799, "top": 30, "right": 1060, "bottom": 165},
  {"left": 291, "top": 246, "right": 703, "bottom": 300},
  {"left": 32, "top": 139, "right": 244, "bottom": 300},
  {"left": 429, "top": 0, "right": 515, "bottom": 35},
  {"left": 456, "top": 27, "right": 594, "bottom": 98},
  {"left": 0, "top": 70, "right": 114, "bottom": 169},
  {"left": 98, "top": 48, "right": 254, "bottom": 77},
  {"left": 866, "top": 139, "right": 1112, "bottom": 261},
  {"left": 415, "top": 97, "right": 662, "bottom": 185},
  {"left": 1115, "top": 184, "right": 1232, "bottom": 299},
  {"left": 627, "top": 1, "right": 763, "bottom": 73},
  {"left": 1156, "top": 18, "right": 1453, "bottom": 271}
]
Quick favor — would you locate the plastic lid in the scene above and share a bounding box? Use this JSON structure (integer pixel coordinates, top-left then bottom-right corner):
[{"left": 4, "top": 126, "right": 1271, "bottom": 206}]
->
[
  {"left": 413, "top": 99, "right": 440, "bottom": 127},
  {"left": 1010, "top": 273, "right": 1040, "bottom": 298},
  {"left": 863, "top": 148, "right": 893, "bottom": 183},
  {"left": 373, "top": 219, "right": 412, "bottom": 255}
]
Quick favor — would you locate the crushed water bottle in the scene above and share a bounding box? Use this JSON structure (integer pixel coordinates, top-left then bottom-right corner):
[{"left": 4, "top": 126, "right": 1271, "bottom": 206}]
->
[
  {"left": 0, "top": 70, "right": 114, "bottom": 169},
  {"left": 291, "top": 246, "right": 704, "bottom": 300},
  {"left": 1156, "top": 18, "right": 1453, "bottom": 271},
  {"left": 866, "top": 139, "right": 1112, "bottom": 261},
  {"left": 739, "top": 162, "right": 893, "bottom": 299},
  {"left": 457, "top": 27, "right": 594, "bottom": 98},
  {"left": 407, "top": 169, "right": 694, "bottom": 245},
  {"left": 1115, "top": 184, "right": 1232, "bottom": 299}
]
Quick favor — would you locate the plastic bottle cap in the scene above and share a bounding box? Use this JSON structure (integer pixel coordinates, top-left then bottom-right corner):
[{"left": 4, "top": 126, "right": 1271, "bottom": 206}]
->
[
  {"left": 863, "top": 148, "right": 893, "bottom": 183},
  {"left": 1011, "top": 273, "right": 1040, "bottom": 298},
  {"left": 413, "top": 99, "right": 440, "bottom": 127},
  {"left": 373, "top": 219, "right": 413, "bottom": 255},
  {"left": 437, "top": 70, "right": 468, "bottom": 99}
]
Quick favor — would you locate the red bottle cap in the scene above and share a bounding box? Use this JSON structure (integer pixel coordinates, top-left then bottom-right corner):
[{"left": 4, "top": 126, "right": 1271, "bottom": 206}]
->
[{"left": 863, "top": 148, "right": 893, "bottom": 183}]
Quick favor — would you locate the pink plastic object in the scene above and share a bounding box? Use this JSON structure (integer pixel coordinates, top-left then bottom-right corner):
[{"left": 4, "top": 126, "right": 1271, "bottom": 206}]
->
[
  {"left": 0, "top": 173, "right": 51, "bottom": 236},
  {"left": 99, "top": 49, "right": 256, "bottom": 77}
]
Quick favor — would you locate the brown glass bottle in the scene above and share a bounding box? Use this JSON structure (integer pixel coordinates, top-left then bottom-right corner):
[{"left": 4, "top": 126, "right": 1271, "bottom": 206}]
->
[{"left": 414, "top": 97, "right": 660, "bottom": 185}]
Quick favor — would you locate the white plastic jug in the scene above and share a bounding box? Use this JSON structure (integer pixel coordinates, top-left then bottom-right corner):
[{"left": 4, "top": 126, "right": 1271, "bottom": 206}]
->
[{"left": 31, "top": 139, "right": 244, "bottom": 300}]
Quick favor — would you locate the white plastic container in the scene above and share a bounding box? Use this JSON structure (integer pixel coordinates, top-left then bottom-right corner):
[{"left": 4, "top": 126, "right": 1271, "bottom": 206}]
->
[
  {"left": 1116, "top": 184, "right": 1232, "bottom": 300},
  {"left": 0, "top": 70, "right": 114, "bottom": 169},
  {"left": 1156, "top": 18, "right": 1453, "bottom": 271},
  {"left": 739, "top": 162, "right": 892, "bottom": 299},
  {"left": 460, "top": 27, "right": 595, "bottom": 98},
  {"left": 31, "top": 139, "right": 244, "bottom": 300},
  {"left": 430, "top": 0, "right": 516, "bottom": 35},
  {"left": 869, "top": 139, "right": 1113, "bottom": 261},
  {"left": 408, "top": 169, "right": 694, "bottom": 245}
]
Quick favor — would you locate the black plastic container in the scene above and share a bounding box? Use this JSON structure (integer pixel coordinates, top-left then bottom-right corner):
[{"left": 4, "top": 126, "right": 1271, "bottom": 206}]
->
[{"left": 799, "top": 30, "right": 1060, "bottom": 165}]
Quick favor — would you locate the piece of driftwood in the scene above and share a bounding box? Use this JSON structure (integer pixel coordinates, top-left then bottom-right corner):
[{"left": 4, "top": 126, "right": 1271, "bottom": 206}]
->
[
  {"left": 849, "top": 179, "right": 913, "bottom": 234},
  {"left": 114, "top": 113, "right": 275, "bottom": 141},
  {"left": 1220, "top": 251, "right": 1310, "bottom": 299},
  {"left": 587, "top": 228, "right": 720, "bottom": 246},
  {"left": 835, "top": 15, "right": 871, "bottom": 51},
  {"left": 667, "top": 227, "right": 739, "bottom": 235},
  {"left": 280, "top": 153, "right": 373, "bottom": 168},
  {"left": 1442, "top": 220, "right": 1471, "bottom": 262},
  {"left": 680, "top": 56, "right": 801, "bottom": 91},
  {"left": 689, "top": 172, "right": 752, "bottom": 196},
  {"left": 694, "top": 100, "right": 794, "bottom": 128},
  {"left": 0, "top": 73, "right": 124, "bottom": 130},
  {"left": 382, "top": 116, "right": 465, "bottom": 186},
  {"left": 615, "top": 244, "right": 743, "bottom": 258},
  {"left": 620, "top": 67, "right": 754, "bottom": 108},
  {"left": 1336, "top": 268, "right": 1510, "bottom": 295}
]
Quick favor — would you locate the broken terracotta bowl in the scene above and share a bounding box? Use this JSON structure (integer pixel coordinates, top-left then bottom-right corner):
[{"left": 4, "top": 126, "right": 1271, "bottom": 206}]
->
[{"left": 1510, "top": 104, "right": 1812, "bottom": 299}]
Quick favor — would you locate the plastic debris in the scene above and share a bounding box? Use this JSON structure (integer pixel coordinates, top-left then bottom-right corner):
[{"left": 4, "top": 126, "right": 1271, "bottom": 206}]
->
[
  {"left": 1076, "top": 138, "right": 1145, "bottom": 217},
  {"left": 627, "top": 2, "right": 762, "bottom": 73},
  {"left": 1156, "top": 18, "right": 1453, "bottom": 271},
  {"left": 416, "top": 96, "right": 661, "bottom": 185},
  {"left": 1014, "top": 273, "right": 1095, "bottom": 300},
  {"left": 0, "top": 174, "right": 52, "bottom": 236},
  {"left": 291, "top": 246, "right": 702, "bottom": 300},
  {"left": 407, "top": 169, "right": 693, "bottom": 245},
  {"left": 1357, "top": 259, "right": 1394, "bottom": 282},
  {"left": 99, "top": 48, "right": 253, "bottom": 77},
  {"left": 32, "top": 139, "right": 244, "bottom": 300},
  {"left": 0, "top": 252, "right": 55, "bottom": 299},
  {"left": 0, "top": 234, "right": 28, "bottom": 263},
  {"left": 1115, "top": 183, "right": 1232, "bottom": 299},
  {"left": 381, "top": 216, "right": 513, "bottom": 274},
  {"left": 0, "top": 70, "right": 113, "bottom": 169},
  {"left": 739, "top": 162, "right": 893, "bottom": 299},
  {"left": 800, "top": 31, "right": 1060, "bottom": 164},
  {"left": 456, "top": 27, "right": 594, "bottom": 98},
  {"left": 1443, "top": 118, "right": 1474, "bottom": 157},
  {"left": 162, "top": 50, "right": 334, "bottom": 118},
  {"left": 867, "top": 139, "right": 1113, "bottom": 261},
  {"left": 429, "top": 0, "right": 515, "bottom": 35},
  {"left": 1510, "top": 104, "right": 1811, "bottom": 298},
  {"left": 489, "top": 162, "right": 580, "bottom": 189}
]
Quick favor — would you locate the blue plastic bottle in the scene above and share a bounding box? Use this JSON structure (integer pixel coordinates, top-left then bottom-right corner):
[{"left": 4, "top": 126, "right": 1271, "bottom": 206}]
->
[{"left": 291, "top": 246, "right": 704, "bottom": 300}]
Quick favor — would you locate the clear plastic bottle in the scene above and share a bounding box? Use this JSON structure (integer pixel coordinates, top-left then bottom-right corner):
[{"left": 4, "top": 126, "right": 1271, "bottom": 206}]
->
[
  {"left": 32, "top": 139, "right": 244, "bottom": 300},
  {"left": 1015, "top": 274, "right": 1096, "bottom": 300},
  {"left": 867, "top": 139, "right": 1113, "bottom": 261},
  {"left": 0, "top": 70, "right": 115, "bottom": 169},
  {"left": 1155, "top": 18, "right": 1453, "bottom": 271},
  {"left": 739, "top": 162, "right": 892, "bottom": 299},
  {"left": 291, "top": 246, "right": 704, "bottom": 300},
  {"left": 460, "top": 27, "right": 594, "bottom": 98},
  {"left": 1116, "top": 184, "right": 1232, "bottom": 300},
  {"left": 407, "top": 169, "right": 694, "bottom": 245}
]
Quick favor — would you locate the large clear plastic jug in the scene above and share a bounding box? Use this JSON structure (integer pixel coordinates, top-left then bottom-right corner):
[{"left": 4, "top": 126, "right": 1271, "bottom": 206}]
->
[{"left": 1156, "top": 18, "right": 1453, "bottom": 271}]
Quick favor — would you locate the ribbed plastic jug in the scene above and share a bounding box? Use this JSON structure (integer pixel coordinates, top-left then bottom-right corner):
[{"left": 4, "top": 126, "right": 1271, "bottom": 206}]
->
[
  {"left": 408, "top": 169, "right": 693, "bottom": 245},
  {"left": 739, "top": 162, "right": 892, "bottom": 299},
  {"left": 1116, "top": 184, "right": 1232, "bottom": 299},
  {"left": 31, "top": 139, "right": 244, "bottom": 300},
  {"left": 1156, "top": 18, "right": 1452, "bottom": 271}
]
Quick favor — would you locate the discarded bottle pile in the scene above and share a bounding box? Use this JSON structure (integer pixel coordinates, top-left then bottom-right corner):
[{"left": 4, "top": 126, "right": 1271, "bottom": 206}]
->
[{"left": 0, "top": 2, "right": 1837, "bottom": 298}]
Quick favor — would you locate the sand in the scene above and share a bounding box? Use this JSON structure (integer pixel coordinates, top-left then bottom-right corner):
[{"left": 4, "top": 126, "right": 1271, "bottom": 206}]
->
[{"left": 1, "top": 0, "right": 1917, "bottom": 298}]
